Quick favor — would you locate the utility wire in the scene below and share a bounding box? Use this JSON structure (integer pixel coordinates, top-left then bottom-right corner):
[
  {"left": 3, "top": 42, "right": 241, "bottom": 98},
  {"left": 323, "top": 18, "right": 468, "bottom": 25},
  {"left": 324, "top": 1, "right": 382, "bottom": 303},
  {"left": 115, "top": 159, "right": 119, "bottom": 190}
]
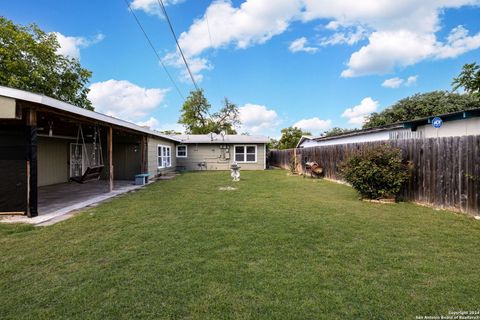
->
[
  {"left": 156, "top": 0, "right": 199, "bottom": 91},
  {"left": 205, "top": 10, "right": 214, "bottom": 50},
  {"left": 123, "top": 0, "right": 185, "bottom": 100}
]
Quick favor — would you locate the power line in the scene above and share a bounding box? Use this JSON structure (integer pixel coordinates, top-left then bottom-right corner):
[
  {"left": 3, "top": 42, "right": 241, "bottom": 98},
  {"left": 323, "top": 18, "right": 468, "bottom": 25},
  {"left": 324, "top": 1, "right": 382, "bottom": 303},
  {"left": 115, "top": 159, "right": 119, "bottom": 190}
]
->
[
  {"left": 123, "top": 0, "right": 185, "bottom": 100},
  {"left": 156, "top": 0, "right": 199, "bottom": 91},
  {"left": 205, "top": 10, "right": 214, "bottom": 50}
]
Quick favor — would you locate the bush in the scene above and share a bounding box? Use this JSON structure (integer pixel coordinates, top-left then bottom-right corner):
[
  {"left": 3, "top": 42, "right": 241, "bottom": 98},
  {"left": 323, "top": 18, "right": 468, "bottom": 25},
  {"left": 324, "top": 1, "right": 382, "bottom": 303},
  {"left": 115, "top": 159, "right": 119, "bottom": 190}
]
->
[{"left": 340, "top": 145, "right": 409, "bottom": 200}]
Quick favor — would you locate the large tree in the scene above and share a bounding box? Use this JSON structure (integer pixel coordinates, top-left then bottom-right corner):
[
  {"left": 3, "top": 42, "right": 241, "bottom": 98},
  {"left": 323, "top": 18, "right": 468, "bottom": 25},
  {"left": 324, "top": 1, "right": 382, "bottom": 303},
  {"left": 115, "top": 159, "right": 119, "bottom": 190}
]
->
[
  {"left": 178, "top": 89, "right": 240, "bottom": 134},
  {"left": 363, "top": 91, "right": 480, "bottom": 128},
  {"left": 0, "top": 17, "right": 93, "bottom": 110},
  {"left": 277, "top": 126, "right": 311, "bottom": 150},
  {"left": 322, "top": 127, "right": 357, "bottom": 137},
  {"left": 452, "top": 62, "right": 480, "bottom": 98}
]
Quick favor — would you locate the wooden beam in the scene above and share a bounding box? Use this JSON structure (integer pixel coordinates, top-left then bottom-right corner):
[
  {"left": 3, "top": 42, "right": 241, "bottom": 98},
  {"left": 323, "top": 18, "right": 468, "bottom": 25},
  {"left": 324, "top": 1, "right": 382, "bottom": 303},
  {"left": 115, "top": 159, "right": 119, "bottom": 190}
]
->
[
  {"left": 25, "top": 108, "right": 38, "bottom": 217},
  {"left": 108, "top": 126, "right": 113, "bottom": 192},
  {"left": 140, "top": 135, "right": 146, "bottom": 173}
]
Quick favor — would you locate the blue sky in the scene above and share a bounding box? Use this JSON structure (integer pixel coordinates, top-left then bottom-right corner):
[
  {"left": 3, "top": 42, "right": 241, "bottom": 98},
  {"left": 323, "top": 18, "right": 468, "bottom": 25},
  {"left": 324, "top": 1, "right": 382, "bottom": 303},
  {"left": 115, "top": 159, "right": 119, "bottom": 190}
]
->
[{"left": 2, "top": 0, "right": 480, "bottom": 137}]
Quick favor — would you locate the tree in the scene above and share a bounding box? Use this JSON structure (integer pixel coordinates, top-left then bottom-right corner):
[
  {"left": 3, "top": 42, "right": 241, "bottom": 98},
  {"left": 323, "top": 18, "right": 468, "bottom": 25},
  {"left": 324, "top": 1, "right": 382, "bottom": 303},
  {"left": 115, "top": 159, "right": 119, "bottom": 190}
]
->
[
  {"left": 178, "top": 89, "right": 240, "bottom": 134},
  {"left": 363, "top": 91, "right": 480, "bottom": 128},
  {"left": 267, "top": 138, "right": 278, "bottom": 150},
  {"left": 277, "top": 127, "right": 311, "bottom": 150},
  {"left": 452, "top": 62, "right": 480, "bottom": 98},
  {"left": 160, "top": 130, "right": 182, "bottom": 135},
  {"left": 0, "top": 17, "right": 93, "bottom": 109},
  {"left": 322, "top": 127, "right": 357, "bottom": 137}
]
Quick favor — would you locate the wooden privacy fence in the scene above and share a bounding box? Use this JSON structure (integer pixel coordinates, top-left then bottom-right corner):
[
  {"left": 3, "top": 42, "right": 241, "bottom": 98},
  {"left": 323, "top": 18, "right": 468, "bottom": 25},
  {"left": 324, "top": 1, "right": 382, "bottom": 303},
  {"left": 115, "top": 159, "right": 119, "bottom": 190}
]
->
[{"left": 269, "top": 136, "right": 480, "bottom": 216}]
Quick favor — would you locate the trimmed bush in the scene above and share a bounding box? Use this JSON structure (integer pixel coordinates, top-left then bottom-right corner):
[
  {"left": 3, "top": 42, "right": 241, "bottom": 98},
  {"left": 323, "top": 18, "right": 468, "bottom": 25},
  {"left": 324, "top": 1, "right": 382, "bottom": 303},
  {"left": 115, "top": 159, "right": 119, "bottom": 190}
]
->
[{"left": 340, "top": 144, "right": 409, "bottom": 200}]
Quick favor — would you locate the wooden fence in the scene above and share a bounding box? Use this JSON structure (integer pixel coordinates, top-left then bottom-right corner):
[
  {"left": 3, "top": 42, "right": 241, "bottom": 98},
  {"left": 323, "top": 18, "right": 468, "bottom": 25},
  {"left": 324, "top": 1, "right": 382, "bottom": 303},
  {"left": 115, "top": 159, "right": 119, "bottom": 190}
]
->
[{"left": 269, "top": 136, "right": 480, "bottom": 216}]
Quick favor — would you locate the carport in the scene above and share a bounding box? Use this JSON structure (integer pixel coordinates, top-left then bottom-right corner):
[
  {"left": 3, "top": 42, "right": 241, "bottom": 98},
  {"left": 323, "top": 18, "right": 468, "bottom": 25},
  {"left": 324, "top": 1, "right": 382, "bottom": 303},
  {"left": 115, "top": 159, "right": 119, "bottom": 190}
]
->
[{"left": 0, "top": 86, "right": 179, "bottom": 219}]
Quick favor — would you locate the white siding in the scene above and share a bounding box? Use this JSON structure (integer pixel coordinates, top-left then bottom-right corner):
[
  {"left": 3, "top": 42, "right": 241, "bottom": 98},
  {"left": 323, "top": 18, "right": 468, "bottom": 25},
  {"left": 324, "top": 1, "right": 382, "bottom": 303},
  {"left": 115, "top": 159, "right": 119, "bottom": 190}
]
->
[
  {"left": 299, "top": 131, "right": 393, "bottom": 147},
  {"left": 419, "top": 118, "right": 480, "bottom": 138}
]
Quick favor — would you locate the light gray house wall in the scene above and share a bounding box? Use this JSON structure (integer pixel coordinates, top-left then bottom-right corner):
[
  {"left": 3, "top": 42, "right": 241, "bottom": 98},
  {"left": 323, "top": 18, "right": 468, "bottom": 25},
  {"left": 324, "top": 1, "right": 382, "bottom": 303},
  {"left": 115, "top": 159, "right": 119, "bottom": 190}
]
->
[
  {"left": 175, "top": 143, "right": 266, "bottom": 171},
  {"left": 418, "top": 117, "right": 480, "bottom": 138},
  {"left": 147, "top": 137, "right": 177, "bottom": 178}
]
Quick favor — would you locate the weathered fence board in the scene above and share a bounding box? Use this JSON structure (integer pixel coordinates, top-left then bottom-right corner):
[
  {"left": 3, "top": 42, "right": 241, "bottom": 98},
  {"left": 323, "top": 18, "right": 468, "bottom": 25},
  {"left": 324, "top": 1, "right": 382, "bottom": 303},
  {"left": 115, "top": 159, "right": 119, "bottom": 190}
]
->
[{"left": 269, "top": 136, "right": 480, "bottom": 216}]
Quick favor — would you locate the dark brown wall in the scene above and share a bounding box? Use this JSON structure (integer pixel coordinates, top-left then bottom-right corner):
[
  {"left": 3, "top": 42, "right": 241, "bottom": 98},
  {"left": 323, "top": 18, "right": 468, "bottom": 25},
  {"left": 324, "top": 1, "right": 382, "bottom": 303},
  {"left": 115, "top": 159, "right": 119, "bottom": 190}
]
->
[{"left": 0, "top": 125, "right": 28, "bottom": 213}]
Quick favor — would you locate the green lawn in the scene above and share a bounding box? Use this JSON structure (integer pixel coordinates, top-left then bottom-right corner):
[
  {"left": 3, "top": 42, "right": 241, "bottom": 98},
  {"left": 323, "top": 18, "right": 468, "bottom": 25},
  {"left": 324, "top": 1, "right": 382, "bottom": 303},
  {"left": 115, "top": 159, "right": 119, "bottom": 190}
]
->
[{"left": 1, "top": 170, "right": 479, "bottom": 319}]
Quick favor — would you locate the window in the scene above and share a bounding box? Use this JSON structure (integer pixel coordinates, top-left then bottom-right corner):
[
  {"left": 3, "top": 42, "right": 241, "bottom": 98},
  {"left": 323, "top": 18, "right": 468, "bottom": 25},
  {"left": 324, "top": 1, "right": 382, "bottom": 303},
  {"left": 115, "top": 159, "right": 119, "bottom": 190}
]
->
[
  {"left": 176, "top": 145, "right": 187, "bottom": 158},
  {"left": 234, "top": 145, "right": 257, "bottom": 163},
  {"left": 158, "top": 145, "right": 171, "bottom": 168}
]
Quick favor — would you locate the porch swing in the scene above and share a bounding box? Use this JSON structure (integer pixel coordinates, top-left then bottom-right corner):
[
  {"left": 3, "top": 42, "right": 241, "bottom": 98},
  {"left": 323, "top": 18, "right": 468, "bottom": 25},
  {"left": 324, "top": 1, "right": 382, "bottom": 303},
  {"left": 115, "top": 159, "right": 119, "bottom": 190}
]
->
[{"left": 69, "top": 124, "right": 105, "bottom": 184}]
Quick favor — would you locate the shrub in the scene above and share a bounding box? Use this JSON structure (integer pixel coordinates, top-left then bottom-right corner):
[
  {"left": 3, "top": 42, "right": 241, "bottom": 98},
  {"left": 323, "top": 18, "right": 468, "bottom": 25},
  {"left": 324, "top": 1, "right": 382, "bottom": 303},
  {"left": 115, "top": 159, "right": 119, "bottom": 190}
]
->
[{"left": 340, "top": 145, "right": 409, "bottom": 200}]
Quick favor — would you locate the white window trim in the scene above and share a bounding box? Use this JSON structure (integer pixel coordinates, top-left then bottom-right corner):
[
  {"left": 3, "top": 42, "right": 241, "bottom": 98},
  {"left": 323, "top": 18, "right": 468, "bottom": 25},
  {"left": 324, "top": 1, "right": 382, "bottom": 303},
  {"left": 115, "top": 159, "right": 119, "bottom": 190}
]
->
[
  {"left": 234, "top": 145, "right": 257, "bottom": 163},
  {"left": 157, "top": 144, "right": 172, "bottom": 169},
  {"left": 176, "top": 145, "right": 188, "bottom": 158}
]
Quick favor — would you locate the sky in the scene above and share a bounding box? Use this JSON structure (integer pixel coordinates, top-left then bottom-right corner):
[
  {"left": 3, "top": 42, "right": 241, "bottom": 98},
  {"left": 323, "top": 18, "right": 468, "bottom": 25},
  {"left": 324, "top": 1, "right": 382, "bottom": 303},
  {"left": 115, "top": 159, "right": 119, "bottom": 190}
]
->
[{"left": 2, "top": 0, "right": 480, "bottom": 138}]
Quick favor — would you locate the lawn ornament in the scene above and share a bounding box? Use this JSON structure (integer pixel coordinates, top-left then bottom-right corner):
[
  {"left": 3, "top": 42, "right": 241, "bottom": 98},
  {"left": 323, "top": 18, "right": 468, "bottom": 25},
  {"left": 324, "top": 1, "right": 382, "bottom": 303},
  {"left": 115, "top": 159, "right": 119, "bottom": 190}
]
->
[{"left": 230, "top": 162, "right": 241, "bottom": 181}]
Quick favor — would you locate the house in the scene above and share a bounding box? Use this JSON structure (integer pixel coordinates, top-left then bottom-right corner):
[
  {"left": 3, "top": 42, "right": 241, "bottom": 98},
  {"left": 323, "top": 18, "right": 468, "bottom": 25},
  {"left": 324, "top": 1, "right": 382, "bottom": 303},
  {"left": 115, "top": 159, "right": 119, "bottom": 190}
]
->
[
  {"left": 0, "top": 86, "right": 269, "bottom": 218},
  {"left": 171, "top": 133, "right": 269, "bottom": 171},
  {"left": 297, "top": 108, "right": 480, "bottom": 148}
]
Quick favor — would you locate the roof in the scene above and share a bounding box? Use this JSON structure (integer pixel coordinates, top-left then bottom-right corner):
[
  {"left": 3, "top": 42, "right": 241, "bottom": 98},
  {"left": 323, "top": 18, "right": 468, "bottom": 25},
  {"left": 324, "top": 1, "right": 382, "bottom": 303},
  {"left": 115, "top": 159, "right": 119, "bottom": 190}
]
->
[
  {"left": 297, "top": 107, "right": 480, "bottom": 147},
  {"left": 0, "top": 85, "right": 180, "bottom": 142},
  {"left": 401, "top": 107, "right": 480, "bottom": 129},
  {"left": 296, "top": 124, "right": 404, "bottom": 148},
  {"left": 172, "top": 133, "right": 269, "bottom": 144}
]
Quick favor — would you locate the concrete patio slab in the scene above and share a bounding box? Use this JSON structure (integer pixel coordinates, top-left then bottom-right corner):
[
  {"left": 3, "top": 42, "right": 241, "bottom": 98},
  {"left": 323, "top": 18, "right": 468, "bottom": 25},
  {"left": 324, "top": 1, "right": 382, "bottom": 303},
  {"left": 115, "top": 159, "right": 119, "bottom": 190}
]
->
[{"left": 0, "top": 180, "right": 150, "bottom": 225}]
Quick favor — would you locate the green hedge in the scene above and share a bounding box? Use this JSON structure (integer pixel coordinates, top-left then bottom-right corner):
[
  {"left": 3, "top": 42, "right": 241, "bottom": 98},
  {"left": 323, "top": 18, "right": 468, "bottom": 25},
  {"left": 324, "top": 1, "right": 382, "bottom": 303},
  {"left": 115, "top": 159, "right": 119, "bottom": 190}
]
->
[{"left": 340, "top": 144, "right": 409, "bottom": 200}]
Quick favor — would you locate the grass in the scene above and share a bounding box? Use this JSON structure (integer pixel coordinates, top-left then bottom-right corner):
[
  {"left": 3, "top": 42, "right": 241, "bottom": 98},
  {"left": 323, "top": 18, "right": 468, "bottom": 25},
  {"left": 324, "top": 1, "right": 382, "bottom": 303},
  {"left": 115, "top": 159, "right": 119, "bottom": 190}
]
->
[{"left": 1, "top": 170, "right": 479, "bottom": 319}]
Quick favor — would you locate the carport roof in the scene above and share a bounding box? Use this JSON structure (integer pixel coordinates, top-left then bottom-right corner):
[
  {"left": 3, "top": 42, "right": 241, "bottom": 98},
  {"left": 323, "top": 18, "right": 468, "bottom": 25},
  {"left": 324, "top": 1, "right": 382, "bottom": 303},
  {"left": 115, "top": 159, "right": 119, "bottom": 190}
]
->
[{"left": 0, "top": 85, "right": 181, "bottom": 142}]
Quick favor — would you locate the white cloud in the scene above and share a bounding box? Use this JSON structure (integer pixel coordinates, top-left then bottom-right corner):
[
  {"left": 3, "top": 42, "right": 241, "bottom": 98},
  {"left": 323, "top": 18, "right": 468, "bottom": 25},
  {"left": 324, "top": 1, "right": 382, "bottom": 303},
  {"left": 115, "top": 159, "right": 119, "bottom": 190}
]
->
[
  {"left": 239, "top": 103, "right": 280, "bottom": 134},
  {"left": 293, "top": 117, "right": 332, "bottom": 134},
  {"left": 163, "top": 0, "right": 301, "bottom": 80},
  {"left": 341, "top": 24, "right": 480, "bottom": 77},
  {"left": 137, "top": 117, "right": 160, "bottom": 129},
  {"left": 136, "top": 118, "right": 185, "bottom": 133},
  {"left": 405, "top": 75, "right": 418, "bottom": 86},
  {"left": 88, "top": 79, "right": 169, "bottom": 120},
  {"left": 54, "top": 32, "right": 104, "bottom": 59},
  {"left": 177, "top": 0, "right": 301, "bottom": 57},
  {"left": 382, "top": 77, "right": 404, "bottom": 88},
  {"left": 162, "top": 51, "right": 212, "bottom": 83},
  {"left": 319, "top": 25, "right": 368, "bottom": 46},
  {"left": 342, "top": 97, "right": 379, "bottom": 125},
  {"left": 340, "top": 30, "right": 437, "bottom": 77},
  {"left": 289, "top": 37, "right": 318, "bottom": 53},
  {"left": 158, "top": 1, "right": 480, "bottom": 80},
  {"left": 435, "top": 25, "right": 480, "bottom": 59},
  {"left": 382, "top": 75, "right": 418, "bottom": 88},
  {"left": 131, "top": 0, "right": 186, "bottom": 16}
]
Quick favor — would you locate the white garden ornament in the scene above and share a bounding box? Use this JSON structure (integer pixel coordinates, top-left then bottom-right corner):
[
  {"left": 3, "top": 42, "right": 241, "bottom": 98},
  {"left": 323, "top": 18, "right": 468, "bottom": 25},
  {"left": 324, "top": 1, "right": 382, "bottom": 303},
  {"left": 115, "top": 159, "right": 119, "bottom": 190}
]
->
[{"left": 230, "top": 162, "right": 241, "bottom": 181}]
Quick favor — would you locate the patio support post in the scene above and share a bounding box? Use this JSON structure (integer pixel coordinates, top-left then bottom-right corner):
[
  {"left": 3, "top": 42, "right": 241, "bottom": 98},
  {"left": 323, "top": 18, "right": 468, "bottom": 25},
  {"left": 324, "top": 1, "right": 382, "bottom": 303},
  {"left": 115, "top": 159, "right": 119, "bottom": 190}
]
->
[
  {"left": 26, "top": 108, "right": 38, "bottom": 217},
  {"left": 108, "top": 126, "right": 113, "bottom": 192},
  {"left": 140, "top": 135, "right": 146, "bottom": 173}
]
